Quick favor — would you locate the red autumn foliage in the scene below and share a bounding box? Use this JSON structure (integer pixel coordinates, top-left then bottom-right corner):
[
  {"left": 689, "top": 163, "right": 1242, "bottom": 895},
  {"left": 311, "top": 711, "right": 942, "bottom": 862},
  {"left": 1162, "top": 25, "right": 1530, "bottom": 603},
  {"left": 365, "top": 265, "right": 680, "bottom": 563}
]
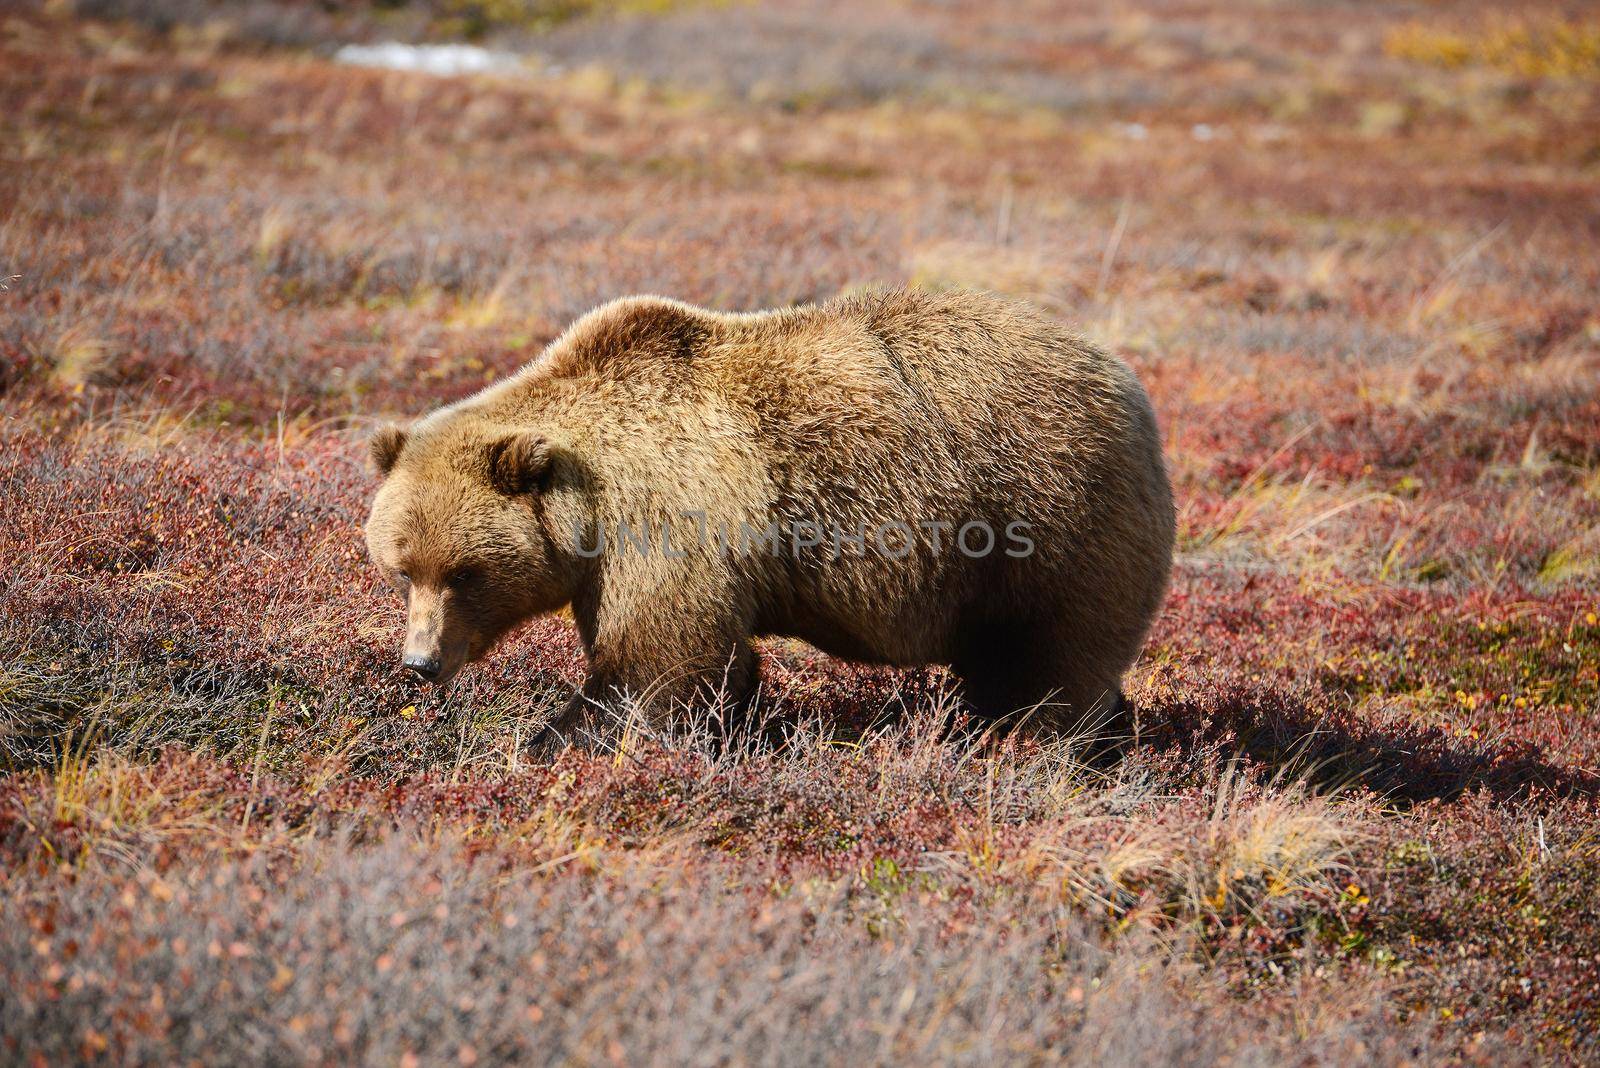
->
[{"left": 2, "top": 1, "right": 1598, "bottom": 1063}]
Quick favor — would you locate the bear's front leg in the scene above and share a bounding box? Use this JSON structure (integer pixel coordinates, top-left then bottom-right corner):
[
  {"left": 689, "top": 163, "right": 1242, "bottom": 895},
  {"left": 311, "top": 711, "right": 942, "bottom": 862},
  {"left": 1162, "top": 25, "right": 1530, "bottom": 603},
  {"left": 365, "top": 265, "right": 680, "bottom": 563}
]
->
[
  {"left": 534, "top": 558, "right": 759, "bottom": 751},
  {"left": 536, "top": 688, "right": 607, "bottom": 751},
  {"left": 538, "top": 634, "right": 758, "bottom": 750}
]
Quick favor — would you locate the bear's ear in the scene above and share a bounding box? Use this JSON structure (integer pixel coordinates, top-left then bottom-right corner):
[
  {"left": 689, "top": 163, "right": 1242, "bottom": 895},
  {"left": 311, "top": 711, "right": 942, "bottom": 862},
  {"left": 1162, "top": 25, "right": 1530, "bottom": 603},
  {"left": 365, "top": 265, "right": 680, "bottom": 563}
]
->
[
  {"left": 370, "top": 423, "right": 408, "bottom": 477},
  {"left": 486, "top": 432, "right": 552, "bottom": 496}
]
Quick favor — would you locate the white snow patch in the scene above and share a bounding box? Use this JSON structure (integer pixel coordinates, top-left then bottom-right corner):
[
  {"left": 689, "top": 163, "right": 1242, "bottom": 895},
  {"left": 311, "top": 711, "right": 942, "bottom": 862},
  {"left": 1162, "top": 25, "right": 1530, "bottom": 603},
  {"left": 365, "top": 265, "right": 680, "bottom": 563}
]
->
[{"left": 335, "top": 42, "right": 525, "bottom": 77}]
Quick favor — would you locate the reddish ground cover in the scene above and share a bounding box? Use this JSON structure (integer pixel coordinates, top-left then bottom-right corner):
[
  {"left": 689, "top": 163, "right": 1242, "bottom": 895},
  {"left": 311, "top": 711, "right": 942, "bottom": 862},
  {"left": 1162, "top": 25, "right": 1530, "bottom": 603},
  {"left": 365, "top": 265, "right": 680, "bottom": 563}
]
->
[{"left": 2, "top": 2, "right": 1598, "bottom": 1063}]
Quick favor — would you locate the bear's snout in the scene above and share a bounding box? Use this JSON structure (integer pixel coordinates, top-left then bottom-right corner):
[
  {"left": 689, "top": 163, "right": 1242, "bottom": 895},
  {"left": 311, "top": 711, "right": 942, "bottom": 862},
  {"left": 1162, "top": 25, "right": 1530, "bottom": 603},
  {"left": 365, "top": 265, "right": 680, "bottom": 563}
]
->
[{"left": 402, "top": 653, "right": 442, "bottom": 682}]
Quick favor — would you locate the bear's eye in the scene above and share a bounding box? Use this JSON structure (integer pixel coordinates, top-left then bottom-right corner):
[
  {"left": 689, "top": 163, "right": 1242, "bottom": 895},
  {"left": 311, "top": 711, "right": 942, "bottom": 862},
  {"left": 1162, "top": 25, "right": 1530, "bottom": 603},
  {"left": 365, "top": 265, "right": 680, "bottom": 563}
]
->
[
  {"left": 446, "top": 567, "right": 477, "bottom": 589},
  {"left": 394, "top": 570, "right": 411, "bottom": 591}
]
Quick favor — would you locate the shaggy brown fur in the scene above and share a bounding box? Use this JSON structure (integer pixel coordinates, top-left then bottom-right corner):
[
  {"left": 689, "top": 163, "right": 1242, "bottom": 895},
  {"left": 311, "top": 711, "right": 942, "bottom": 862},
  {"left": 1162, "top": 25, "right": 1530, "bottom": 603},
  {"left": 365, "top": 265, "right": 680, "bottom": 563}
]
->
[{"left": 364, "top": 288, "right": 1174, "bottom": 742}]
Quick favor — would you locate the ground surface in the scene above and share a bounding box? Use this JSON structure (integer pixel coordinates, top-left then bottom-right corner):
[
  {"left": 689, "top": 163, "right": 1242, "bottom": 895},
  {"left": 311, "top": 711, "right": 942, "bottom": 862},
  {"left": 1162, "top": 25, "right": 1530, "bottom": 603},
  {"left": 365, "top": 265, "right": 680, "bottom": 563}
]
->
[{"left": 2, "top": 1, "right": 1599, "bottom": 1063}]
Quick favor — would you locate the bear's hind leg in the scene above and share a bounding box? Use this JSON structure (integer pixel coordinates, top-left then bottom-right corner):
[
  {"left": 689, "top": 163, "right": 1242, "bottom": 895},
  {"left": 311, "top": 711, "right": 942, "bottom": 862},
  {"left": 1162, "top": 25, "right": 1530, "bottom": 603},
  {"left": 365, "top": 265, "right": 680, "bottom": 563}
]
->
[{"left": 952, "top": 622, "right": 1128, "bottom": 741}]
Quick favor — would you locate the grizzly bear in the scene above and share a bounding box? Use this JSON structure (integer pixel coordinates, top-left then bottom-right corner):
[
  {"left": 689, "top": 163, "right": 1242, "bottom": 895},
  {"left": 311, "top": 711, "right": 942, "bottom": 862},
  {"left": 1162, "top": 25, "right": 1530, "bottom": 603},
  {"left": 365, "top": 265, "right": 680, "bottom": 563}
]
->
[{"left": 364, "top": 287, "right": 1174, "bottom": 744}]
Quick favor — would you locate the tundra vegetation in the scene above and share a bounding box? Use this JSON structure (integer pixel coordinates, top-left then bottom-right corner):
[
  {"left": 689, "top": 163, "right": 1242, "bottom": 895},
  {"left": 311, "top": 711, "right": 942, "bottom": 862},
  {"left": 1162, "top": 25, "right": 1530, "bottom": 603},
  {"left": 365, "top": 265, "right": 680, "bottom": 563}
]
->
[{"left": 1, "top": 1, "right": 1598, "bottom": 1064}]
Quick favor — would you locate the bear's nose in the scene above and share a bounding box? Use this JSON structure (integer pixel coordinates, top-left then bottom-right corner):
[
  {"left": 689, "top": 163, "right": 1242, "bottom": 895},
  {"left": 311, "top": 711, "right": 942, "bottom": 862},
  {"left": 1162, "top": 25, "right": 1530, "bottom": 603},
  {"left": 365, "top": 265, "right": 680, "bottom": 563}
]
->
[{"left": 403, "top": 654, "right": 441, "bottom": 682}]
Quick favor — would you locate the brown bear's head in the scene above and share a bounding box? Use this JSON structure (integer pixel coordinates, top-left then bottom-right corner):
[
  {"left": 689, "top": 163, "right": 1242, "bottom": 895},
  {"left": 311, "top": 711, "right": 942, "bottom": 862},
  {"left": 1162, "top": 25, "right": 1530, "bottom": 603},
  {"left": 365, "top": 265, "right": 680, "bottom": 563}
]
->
[{"left": 363, "top": 418, "right": 589, "bottom": 687}]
